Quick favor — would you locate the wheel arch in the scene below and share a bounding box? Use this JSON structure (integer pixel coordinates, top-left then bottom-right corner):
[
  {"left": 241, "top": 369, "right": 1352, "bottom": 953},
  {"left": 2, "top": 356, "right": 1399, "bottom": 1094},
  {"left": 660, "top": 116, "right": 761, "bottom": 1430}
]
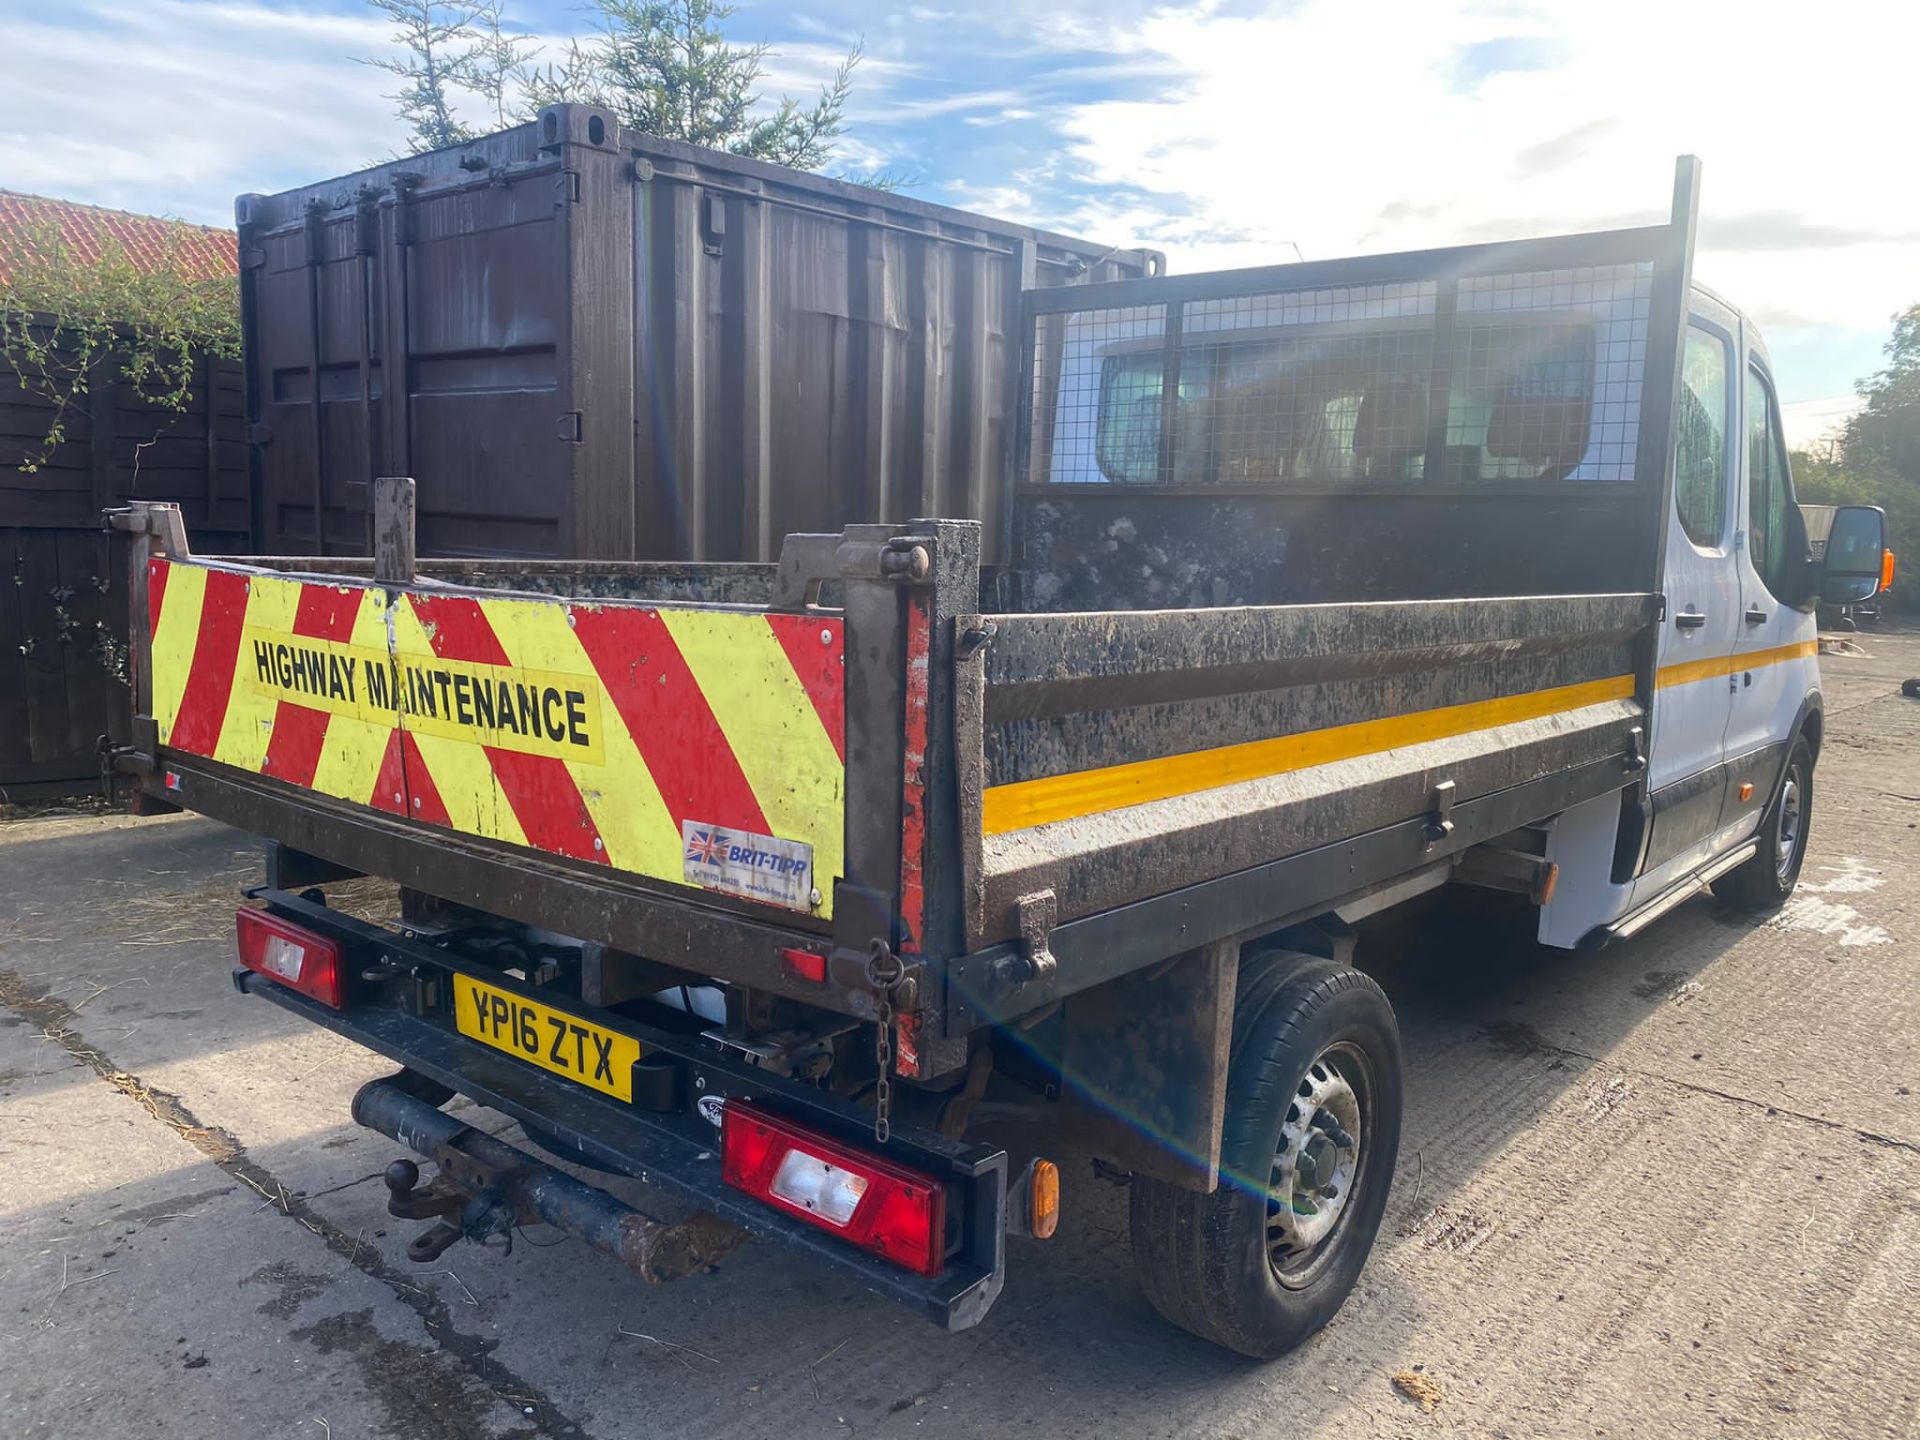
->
[{"left": 1797, "top": 691, "right": 1823, "bottom": 761}]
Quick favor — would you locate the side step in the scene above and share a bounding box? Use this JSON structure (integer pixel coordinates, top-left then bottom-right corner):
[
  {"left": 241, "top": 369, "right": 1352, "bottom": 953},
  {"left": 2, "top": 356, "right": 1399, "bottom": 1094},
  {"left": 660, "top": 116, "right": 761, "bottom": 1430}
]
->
[{"left": 1590, "top": 840, "right": 1760, "bottom": 948}]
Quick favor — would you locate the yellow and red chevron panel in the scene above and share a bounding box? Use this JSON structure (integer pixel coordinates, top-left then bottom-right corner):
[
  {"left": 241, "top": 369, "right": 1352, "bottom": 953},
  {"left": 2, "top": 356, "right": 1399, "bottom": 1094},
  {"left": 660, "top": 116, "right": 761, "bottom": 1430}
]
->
[{"left": 146, "top": 558, "right": 845, "bottom": 917}]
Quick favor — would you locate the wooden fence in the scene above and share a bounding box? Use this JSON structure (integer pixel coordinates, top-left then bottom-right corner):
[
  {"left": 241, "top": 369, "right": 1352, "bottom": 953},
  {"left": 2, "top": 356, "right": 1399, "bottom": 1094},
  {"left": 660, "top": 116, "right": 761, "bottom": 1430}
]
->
[{"left": 1, "top": 325, "right": 249, "bottom": 798}]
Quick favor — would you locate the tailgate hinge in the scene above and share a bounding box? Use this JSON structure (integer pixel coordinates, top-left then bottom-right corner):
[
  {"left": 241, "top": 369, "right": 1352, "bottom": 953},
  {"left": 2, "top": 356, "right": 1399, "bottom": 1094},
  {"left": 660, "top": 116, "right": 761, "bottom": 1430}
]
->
[
  {"left": 988, "top": 889, "right": 1059, "bottom": 998},
  {"left": 1422, "top": 779, "right": 1457, "bottom": 848}
]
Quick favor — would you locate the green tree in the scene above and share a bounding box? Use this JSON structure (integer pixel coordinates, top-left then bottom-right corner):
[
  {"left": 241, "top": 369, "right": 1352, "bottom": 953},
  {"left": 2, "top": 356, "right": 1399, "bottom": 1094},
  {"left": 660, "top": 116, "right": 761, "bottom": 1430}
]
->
[
  {"left": 526, "top": 0, "right": 859, "bottom": 170},
  {"left": 363, "top": 0, "right": 490, "bottom": 152},
  {"left": 1846, "top": 302, "right": 1920, "bottom": 481},
  {"left": 366, "top": 0, "right": 874, "bottom": 177},
  {"left": 460, "top": 1, "right": 542, "bottom": 133},
  {"left": 1793, "top": 301, "right": 1920, "bottom": 609}
]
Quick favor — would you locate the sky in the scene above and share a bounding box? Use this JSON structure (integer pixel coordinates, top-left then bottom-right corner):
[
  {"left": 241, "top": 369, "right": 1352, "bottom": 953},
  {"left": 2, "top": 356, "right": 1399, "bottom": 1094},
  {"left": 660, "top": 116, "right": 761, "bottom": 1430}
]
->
[{"left": 1, "top": 0, "right": 1910, "bottom": 445}]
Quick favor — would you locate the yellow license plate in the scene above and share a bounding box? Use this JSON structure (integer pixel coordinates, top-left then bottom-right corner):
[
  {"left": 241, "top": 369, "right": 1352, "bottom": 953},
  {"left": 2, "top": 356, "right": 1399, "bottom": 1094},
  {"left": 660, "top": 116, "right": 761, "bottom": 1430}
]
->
[{"left": 453, "top": 974, "right": 642, "bottom": 1102}]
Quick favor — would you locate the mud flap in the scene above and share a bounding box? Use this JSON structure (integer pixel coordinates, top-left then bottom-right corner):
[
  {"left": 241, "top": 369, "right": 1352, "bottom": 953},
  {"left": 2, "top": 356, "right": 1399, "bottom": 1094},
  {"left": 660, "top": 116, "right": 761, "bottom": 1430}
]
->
[{"left": 1059, "top": 938, "right": 1238, "bottom": 1192}]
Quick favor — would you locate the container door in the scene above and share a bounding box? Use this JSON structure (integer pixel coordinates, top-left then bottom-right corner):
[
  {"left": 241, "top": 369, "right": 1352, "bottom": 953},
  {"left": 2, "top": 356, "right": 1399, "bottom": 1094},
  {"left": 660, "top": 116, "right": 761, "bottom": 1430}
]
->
[{"left": 1640, "top": 317, "right": 1741, "bottom": 880}]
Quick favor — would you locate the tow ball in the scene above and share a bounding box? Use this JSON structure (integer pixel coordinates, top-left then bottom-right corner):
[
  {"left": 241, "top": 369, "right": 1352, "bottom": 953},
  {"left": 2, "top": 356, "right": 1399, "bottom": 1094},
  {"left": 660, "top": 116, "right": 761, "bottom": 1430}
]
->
[{"left": 383, "top": 1157, "right": 517, "bottom": 1262}]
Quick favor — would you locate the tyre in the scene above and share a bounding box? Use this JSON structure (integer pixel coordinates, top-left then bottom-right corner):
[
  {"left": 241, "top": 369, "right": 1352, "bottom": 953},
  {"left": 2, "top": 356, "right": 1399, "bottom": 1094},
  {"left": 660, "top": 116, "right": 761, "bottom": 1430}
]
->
[
  {"left": 1128, "top": 953, "right": 1402, "bottom": 1358},
  {"left": 1715, "top": 737, "right": 1813, "bottom": 912}
]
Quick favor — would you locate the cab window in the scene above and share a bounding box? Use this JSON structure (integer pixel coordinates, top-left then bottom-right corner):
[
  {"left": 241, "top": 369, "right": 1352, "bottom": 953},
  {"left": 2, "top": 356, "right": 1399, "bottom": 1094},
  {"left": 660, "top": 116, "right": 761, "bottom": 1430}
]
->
[
  {"left": 1096, "top": 353, "right": 1180, "bottom": 484},
  {"left": 1744, "top": 366, "right": 1795, "bottom": 597},
  {"left": 1673, "top": 326, "right": 1730, "bottom": 546},
  {"left": 1091, "top": 314, "right": 1592, "bottom": 486}
]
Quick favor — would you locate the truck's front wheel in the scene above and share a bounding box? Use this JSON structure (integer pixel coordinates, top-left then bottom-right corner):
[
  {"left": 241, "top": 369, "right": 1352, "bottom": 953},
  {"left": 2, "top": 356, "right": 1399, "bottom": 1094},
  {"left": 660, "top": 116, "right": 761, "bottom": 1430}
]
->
[
  {"left": 1129, "top": 954, "right": 1401, "bottom": 1358},
  {"left": 1716, "top": 736, "right": 1814, "bottom": 912}
]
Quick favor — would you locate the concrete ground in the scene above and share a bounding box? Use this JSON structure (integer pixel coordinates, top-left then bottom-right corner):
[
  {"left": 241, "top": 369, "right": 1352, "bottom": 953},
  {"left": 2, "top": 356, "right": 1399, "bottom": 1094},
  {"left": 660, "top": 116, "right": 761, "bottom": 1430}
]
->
[{"left": 2, "top": 631, "right": 1916, "bottom": 1440}]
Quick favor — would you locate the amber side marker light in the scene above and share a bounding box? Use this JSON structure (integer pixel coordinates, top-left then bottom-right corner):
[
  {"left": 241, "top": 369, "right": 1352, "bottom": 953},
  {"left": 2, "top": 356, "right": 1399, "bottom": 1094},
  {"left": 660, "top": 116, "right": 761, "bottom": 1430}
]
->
[
  {"left": 1739, "top": 781, "right": 1755, "bottom": 803},
  {"left": 1028, "top": 1159, "right": 1061, "bottom": 1240}
]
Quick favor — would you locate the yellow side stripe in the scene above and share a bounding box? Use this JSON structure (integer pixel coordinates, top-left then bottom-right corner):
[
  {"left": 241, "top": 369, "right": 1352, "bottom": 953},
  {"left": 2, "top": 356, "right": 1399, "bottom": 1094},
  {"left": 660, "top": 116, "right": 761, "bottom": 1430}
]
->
[
  {"left": 981, "top": 673, "right": 1637, "bottom": 836},
  {"left": 1655, "top": 639, "right": 1817, "bottom": 689}
]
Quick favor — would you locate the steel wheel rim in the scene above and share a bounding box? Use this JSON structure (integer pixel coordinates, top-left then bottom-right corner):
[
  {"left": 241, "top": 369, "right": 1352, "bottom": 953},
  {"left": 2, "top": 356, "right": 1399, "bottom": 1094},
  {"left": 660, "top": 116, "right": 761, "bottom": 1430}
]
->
[
  {"left": 1775, "top": 769, "right": 1803, "bottom": 883},
  {"left": 1267, "top": 1041, "right": 1372, "bottom": 1289}
]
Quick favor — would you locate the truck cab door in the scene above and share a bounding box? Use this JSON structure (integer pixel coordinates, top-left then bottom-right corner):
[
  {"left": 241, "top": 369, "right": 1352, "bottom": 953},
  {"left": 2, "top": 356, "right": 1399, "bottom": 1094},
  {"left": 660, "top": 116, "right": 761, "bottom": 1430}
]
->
[
  {"left": 1723, "top": 356, "right": 1819, "bottom": 834},
  {"left": 1639, "top": 316, "right": 1741, "bottom": 885}
]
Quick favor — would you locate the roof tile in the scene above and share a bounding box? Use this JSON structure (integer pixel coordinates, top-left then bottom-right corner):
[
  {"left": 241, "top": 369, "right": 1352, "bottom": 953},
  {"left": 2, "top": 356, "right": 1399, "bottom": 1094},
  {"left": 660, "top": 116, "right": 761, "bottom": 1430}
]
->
[{"left": 0, "top": 190, "right": 236, "bottom": 287}]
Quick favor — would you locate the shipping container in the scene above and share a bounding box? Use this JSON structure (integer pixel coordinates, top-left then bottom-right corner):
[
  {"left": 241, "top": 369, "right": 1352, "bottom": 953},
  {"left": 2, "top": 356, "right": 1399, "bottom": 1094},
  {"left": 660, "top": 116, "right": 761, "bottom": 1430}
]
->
[{"left": 236, "top": 104, "right": 1160, "bottom": 565}]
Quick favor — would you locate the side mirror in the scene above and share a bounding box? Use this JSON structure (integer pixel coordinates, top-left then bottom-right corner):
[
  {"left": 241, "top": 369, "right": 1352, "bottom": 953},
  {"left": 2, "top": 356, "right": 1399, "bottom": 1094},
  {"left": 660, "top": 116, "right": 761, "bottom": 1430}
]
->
[{"left": 1816, "top": 504, "right": 1888, "bottom": 605}]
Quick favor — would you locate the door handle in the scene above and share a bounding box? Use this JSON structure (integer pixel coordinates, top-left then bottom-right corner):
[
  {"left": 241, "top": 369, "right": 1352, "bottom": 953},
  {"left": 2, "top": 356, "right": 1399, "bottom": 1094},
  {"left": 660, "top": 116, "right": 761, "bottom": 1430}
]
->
[
  {"left": 1744, "top": 605, "right": 1769, "bottom": 625},
  {"left": 1674, "top": 611, "right": 1707, "bottom": 630}
]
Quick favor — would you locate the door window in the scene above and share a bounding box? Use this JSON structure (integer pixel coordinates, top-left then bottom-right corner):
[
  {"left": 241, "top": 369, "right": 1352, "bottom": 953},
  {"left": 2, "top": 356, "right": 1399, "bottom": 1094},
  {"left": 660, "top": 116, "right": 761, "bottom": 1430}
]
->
[
  {"left": 1674, "top": 327, "right": 1731, "bottom": 547},
  {"left": 1744, "top": 367, "right": 1795, "bottom": 597}
]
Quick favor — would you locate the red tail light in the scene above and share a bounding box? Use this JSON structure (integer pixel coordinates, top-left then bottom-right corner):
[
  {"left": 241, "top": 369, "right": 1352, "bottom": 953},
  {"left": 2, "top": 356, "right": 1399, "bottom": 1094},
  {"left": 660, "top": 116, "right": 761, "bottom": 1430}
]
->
[
  {"left": 721, "top": 1100, "right": 947, "bottom": 1276},
  {"left": 235, "top": 907, "right": 346, "bottom": 1008},
  {"left": 779, "top": 947, "right": 827, "bottom": 984}
]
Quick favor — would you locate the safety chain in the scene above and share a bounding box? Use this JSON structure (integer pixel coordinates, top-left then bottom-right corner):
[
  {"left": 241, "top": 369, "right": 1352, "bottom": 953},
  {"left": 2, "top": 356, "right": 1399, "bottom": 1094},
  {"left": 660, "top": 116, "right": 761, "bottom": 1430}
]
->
[{"left": 865, "top": 940, "right": 907, "bottom": 1143}]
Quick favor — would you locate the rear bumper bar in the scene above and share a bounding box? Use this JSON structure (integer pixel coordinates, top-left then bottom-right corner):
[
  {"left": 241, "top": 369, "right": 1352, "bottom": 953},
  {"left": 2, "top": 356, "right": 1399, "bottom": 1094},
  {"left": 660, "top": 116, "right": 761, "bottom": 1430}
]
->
[{"left": 238, "top": 888, "right": 1007, "bottom": 1331}]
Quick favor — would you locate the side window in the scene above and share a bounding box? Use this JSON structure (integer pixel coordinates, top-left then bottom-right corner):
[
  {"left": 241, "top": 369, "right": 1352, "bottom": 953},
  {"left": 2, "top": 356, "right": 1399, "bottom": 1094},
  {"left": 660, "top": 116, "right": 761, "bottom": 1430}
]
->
[
  {"left": 1673, "top": 327, "right": 1730, "bottom": 546},
  {"left": 1096, "top": 354, "right": 1173, "bottom": 484},
  {"left": 1744, "top": 367, "right": 1795, "bottom": 597}
]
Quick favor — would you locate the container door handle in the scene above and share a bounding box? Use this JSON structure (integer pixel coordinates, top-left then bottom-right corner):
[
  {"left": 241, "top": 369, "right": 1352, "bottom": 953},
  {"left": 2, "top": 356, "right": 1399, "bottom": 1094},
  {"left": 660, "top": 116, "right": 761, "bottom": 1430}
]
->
[
  {"left": 1744, "top": 605, "right": 1769, "bottom": 625},
  {"left": 1674, "top": 610, "right": 1707, "bottom": 631}
]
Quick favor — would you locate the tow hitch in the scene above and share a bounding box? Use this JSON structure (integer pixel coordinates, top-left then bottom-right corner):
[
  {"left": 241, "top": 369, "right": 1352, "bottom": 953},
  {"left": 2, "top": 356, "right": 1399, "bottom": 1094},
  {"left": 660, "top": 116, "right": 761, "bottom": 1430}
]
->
[{"left": 354, "top": 1076, "right": 747, "bottom": 1281}]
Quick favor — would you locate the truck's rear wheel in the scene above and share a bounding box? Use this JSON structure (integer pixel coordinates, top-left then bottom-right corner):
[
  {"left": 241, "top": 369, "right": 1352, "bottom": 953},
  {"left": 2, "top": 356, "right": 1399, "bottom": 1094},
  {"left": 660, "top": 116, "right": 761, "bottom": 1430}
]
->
[
  {"left": 1128, "top": 954, "right": 1401, "bottom": 1358},
  {"left": 1716, "top": 737, "right": 1813, "bottom": 912}
]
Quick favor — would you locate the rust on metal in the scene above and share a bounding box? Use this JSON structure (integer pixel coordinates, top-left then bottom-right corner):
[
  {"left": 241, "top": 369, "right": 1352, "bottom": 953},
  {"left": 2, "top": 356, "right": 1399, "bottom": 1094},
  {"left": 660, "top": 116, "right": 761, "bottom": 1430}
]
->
[
  {"left": 610, "top": 1209, "right": 747, "bottom": 1283},
  {"left": 356, "top": 1077, "right": 747, "bottom": 1285}
]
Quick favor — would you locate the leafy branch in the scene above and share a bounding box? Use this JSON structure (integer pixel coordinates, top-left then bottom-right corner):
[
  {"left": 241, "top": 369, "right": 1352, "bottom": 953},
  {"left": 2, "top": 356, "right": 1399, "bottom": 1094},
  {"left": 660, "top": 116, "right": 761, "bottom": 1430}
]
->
[
  {"left": 367, "top": 0, "right": 886, "bottom": 182},
  {"left": 0, "top": 217, "right": 241, "bottom": 477},
  {"left": 362, "top": 0, "right": 491, "bottom": 151}
]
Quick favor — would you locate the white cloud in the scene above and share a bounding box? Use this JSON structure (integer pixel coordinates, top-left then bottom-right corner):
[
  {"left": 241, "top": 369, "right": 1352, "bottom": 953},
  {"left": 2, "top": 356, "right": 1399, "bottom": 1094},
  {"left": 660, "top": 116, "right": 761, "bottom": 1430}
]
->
[
  {"left": 3, "top": 0, "right": 1908, "bottom": 407},
  {"left": 755, "top": 36, "right": 920, "bottom": 95},
  {"left": 861, "top": 89, "right": 1030, "bottom": 121},
  {"left": 1023, "top": 0, "right": 1915, "bottom": 374},
  {"left": 0, "top": 3, "right": 911, "bottom": 222},
  {"left": 0, "top": 0, "right": 398, "bottom": 224}
]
